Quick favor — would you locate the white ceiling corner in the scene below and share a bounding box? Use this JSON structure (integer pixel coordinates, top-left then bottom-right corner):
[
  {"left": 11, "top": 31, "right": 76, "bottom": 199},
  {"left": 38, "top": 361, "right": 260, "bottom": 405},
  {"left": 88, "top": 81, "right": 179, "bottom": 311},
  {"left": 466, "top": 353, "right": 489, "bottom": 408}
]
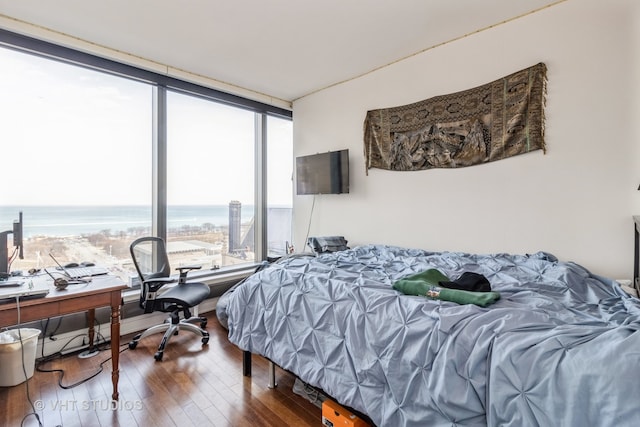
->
[{"left": 0, "top": 0, "right": 563, "bottom": 105}]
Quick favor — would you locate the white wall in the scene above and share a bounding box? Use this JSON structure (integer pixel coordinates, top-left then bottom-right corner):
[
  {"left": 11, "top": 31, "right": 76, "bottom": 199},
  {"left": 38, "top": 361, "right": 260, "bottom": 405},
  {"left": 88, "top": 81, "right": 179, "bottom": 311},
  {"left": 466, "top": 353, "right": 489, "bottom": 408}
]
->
[{"left": 292, "top": 0, "right": 640, "bottom": 279}]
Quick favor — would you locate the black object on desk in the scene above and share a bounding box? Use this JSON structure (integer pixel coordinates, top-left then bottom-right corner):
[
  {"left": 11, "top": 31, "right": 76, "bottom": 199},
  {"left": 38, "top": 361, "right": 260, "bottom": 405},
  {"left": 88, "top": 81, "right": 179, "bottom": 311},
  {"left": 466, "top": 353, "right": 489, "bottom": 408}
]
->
[{"left": 0, "top": 279, "right": 23, "bottom": 287}]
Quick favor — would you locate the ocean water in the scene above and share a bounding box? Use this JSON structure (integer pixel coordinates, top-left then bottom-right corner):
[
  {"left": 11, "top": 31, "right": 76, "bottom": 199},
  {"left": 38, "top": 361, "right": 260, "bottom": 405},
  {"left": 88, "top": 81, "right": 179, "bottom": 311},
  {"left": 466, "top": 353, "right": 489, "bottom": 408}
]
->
[{"left": 0, "top": 205, "right": 256, "bottom": 237}]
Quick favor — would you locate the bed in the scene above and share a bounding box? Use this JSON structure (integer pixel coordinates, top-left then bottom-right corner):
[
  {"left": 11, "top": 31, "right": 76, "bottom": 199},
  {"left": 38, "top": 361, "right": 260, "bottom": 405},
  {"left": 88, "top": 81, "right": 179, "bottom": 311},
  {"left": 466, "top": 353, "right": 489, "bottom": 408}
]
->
[{"left": 224, "top": 244, "right": 640, "bottom": 426}]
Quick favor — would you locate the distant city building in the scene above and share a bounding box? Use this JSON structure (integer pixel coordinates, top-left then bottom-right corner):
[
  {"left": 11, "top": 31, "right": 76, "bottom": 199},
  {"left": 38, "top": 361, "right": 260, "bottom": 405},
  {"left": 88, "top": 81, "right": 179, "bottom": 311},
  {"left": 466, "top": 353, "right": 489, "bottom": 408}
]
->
[{"left": 228, "top": 200, "right": 241, "bottom": 253}]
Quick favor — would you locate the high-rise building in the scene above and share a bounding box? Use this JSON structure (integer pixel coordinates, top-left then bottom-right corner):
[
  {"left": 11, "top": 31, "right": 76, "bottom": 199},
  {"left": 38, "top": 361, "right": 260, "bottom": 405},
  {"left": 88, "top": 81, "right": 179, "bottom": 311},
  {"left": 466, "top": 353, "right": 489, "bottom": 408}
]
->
[{"left": 228, "top": 200, "right": 241, "bottom": 253}]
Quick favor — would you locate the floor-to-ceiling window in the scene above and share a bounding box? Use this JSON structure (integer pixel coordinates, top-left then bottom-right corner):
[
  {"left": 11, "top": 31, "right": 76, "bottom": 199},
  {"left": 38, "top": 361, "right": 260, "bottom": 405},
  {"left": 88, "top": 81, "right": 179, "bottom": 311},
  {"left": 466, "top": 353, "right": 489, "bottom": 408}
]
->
[
  {"left": 266, "top": 116, "right": 293, "bottom": 257},
  {"left": 0, "top": 44, "right": 152, "bottom": 281},
  {"left": 166, "top": 91, "right": 256, "bottom": 268},
  {"left": 0, "top": 30, "right": 292, "bottom": 283}
]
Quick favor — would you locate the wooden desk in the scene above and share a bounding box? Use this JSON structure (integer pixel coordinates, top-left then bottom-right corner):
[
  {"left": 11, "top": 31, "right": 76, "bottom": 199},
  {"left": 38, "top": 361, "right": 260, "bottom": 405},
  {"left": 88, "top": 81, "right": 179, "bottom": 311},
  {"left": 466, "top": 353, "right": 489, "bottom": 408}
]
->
[{"left": 0, "top": 275, "right": 127, "bottom": 400}]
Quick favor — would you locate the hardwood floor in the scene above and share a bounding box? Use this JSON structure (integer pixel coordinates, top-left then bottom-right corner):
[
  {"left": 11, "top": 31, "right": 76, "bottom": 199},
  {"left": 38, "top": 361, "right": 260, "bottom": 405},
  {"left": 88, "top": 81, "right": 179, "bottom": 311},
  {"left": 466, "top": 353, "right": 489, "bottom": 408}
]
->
[{"left": 0, "top": 315, "right": 321, "bottom": 427}]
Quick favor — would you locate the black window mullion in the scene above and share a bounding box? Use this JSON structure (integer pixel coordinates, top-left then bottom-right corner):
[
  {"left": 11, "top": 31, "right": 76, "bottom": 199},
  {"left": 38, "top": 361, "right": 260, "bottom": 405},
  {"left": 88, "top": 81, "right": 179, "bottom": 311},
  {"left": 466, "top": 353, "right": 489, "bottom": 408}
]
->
[{"left": 152, "top": 86, "right": 168, "bottom": 241}]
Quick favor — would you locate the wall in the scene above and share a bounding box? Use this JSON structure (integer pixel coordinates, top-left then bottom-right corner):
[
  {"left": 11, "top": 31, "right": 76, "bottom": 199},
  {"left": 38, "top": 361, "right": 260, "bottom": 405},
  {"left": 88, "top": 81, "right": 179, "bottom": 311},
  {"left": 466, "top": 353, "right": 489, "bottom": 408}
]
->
[{"left": 292, "top": 0, "right": 640, "bottom": 279}]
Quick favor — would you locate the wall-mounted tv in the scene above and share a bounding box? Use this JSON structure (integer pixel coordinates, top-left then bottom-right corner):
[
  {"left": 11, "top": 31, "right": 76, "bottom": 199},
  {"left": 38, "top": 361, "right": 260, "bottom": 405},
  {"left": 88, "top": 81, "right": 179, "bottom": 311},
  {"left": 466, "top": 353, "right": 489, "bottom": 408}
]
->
[{"left": 296, "top": 149, "right": 349, "bottom": 195}]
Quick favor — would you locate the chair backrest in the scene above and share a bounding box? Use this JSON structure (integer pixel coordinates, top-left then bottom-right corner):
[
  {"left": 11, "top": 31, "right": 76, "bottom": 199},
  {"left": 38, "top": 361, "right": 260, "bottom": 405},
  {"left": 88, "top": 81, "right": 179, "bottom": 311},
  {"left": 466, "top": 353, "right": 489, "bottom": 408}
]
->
[
  {"left": 130, "top": 236, "right": 172, "bottom": 312},
  {"left": 130, "top": 236, "right": 171, "bottom": 281}
]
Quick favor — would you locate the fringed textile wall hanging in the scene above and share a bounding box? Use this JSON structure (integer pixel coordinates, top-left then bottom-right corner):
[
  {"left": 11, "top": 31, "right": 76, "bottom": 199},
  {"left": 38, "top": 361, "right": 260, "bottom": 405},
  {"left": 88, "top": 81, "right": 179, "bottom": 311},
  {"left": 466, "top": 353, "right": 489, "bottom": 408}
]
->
[{"left": 363, "top": 62, "right": 547, "bottom": 173}]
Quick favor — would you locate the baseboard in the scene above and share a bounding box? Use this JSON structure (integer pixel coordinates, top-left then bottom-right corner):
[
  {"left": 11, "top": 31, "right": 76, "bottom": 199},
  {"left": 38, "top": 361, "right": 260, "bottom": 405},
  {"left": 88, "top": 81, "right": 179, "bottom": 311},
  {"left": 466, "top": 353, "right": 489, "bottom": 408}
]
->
[{"left": 36, "top": 297, "right": 219, "bottom": 358}]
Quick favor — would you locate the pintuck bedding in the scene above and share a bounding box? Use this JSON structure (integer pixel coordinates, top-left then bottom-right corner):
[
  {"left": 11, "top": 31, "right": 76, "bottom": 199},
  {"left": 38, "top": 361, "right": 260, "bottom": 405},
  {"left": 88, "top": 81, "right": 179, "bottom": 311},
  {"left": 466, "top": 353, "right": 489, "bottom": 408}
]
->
[{"left": 225, "top": 245, "right": 640, "bottom": 427}]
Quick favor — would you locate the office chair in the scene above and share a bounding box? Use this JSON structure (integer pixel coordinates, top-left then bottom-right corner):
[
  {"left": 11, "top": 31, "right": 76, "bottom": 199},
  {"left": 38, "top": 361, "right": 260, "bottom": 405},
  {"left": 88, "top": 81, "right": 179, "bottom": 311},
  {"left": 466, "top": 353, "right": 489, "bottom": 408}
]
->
[{"left": 128, "top": 236, "right": 210, "bottom": 361}]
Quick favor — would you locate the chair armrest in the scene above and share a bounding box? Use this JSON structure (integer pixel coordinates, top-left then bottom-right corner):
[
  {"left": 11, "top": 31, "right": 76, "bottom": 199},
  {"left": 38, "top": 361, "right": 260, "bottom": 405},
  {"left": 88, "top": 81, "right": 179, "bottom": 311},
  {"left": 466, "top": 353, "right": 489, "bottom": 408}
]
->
[
  {"left": 140, "top": 277, "right": 176, "bottom": 312},
  {"left": 176, "top": 265, "right": 202, "bottom": 273},
  {"left": 176, "top": 265, "right": 202, "bottom": 284},
  {"left": 143, "top": 277, "right": 175, "bottom": 292}
]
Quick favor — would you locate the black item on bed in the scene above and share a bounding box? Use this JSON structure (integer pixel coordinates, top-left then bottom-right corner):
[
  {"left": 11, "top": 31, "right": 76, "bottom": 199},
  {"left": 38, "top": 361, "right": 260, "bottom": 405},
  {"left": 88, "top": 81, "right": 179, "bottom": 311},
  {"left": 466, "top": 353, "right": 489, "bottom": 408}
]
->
[
  {"left": 439, "top": 271, "right": 492, "bottom": 292},
  {"left": 307, "top": 236, "right": 349, "bottom": 254}
]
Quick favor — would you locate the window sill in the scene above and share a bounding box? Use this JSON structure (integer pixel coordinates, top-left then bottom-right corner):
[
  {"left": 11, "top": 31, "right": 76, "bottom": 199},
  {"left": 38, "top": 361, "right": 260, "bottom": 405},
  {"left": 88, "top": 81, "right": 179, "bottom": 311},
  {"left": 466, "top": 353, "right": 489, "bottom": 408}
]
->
[{"left": 122, "top": 264, "right": 257, "bottom": 303}]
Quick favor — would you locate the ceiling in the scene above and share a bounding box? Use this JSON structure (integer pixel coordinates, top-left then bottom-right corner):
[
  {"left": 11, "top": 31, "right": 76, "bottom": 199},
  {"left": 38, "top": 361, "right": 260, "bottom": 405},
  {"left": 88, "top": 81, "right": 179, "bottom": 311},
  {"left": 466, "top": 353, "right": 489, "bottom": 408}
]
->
[{"left": 0, "top": 0, "right": 562, "bottom": 104}]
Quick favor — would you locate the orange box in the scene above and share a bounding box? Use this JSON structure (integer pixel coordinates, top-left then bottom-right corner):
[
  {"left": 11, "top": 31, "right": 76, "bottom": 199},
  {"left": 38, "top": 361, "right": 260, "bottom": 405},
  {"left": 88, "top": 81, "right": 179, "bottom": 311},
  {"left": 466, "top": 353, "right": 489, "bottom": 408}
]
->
[{"left": 322, "top": 399, "right": 369, "bottom": 427}]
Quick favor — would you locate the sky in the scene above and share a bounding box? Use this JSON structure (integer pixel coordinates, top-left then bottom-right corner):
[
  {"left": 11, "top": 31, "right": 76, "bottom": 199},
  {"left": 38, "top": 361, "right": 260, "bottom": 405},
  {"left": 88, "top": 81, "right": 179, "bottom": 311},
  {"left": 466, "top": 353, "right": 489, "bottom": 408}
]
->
[{"left": 0, "top": 46, "right": 293, "bottom": 207}]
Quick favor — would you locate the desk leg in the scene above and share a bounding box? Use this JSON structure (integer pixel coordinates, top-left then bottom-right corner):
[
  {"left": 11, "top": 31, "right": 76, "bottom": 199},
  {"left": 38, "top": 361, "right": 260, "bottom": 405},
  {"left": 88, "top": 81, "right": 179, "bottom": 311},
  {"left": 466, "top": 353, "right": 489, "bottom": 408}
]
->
[
  {"left": 110, "top": 293, "right": 122, "bottom": 401},
  {"left": 78, "top": 309, "right": 100, "bottom": 359}
]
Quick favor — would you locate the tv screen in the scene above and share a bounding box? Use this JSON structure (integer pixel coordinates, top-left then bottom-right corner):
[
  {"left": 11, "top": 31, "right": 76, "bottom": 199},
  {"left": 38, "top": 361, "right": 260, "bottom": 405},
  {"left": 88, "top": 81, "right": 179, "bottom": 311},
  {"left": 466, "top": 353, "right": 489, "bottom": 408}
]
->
[{"left": 296, "top": 149, "right": 349, "bottom": 195}]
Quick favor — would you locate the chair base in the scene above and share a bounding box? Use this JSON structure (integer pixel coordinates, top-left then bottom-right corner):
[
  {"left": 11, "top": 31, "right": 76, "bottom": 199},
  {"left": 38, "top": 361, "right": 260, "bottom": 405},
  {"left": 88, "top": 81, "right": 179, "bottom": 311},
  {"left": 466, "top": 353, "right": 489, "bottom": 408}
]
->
[{"left": 129, "top": 315, "right": 209, "bottom": 361}]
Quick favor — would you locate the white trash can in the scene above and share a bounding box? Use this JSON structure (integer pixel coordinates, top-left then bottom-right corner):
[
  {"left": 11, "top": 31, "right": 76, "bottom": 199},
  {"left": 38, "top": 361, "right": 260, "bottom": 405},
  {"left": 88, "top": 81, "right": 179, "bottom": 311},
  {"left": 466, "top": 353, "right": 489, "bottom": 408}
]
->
[{"left": 0, "top": 328, "right": 41, "bottom": 387}]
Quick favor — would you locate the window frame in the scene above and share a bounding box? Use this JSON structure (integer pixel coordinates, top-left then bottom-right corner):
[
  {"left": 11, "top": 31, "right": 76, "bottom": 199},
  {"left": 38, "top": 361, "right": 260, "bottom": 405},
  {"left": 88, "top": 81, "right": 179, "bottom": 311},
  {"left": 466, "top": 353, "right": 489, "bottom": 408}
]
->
[{"left": 0, "top": 29, "right": 292, "bottom": 275}]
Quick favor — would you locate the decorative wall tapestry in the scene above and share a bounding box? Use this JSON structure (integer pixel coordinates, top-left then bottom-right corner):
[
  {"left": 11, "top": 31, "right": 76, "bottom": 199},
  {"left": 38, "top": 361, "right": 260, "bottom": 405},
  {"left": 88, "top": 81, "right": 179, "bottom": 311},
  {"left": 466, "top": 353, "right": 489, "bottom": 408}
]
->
[{"left": 363, "top": 62, "right": 547, "bottom": 173}]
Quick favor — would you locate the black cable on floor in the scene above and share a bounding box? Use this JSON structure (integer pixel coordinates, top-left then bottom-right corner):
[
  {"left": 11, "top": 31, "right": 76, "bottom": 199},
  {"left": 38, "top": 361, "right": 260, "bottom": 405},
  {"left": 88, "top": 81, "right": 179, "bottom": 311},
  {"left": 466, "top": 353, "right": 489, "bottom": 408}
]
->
[{"left": 36, "top": 343, "right": 128, "bottom": 389}]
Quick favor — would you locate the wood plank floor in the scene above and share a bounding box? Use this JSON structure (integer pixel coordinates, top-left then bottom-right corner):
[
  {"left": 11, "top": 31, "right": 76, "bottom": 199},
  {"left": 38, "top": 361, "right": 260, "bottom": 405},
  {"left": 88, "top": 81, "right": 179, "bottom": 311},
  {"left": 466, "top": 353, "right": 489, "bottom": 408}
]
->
[{"left": 0, "top": 315, "right": 321, "bottom": 427}]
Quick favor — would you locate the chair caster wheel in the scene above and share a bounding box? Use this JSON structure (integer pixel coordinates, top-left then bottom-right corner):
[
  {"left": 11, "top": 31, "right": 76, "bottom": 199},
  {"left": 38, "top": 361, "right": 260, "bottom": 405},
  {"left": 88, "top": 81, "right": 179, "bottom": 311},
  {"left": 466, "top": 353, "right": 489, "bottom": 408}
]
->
[
  {"left": 154, "top": 351, "right": 163, "bottom": 361},
  {"left": 202, "top": 336, "right": 209, "bottom": 345},
  {"left": 129, "top": 341, "right": 137, "bottom": 350}
]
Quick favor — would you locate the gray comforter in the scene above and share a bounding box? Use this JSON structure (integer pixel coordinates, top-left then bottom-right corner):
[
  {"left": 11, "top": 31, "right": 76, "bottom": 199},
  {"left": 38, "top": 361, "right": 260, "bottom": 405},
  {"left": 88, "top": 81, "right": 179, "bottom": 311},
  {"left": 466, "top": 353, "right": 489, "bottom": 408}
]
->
[{"left": 226, "top": 245, "right": 640, "bottom": 426}]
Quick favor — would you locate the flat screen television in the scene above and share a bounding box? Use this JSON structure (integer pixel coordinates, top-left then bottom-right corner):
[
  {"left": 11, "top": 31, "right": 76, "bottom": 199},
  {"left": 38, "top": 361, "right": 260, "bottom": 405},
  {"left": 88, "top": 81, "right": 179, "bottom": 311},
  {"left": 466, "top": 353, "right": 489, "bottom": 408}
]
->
[{"left": 296, "top": 149, "right": 349, "bottom": 195}]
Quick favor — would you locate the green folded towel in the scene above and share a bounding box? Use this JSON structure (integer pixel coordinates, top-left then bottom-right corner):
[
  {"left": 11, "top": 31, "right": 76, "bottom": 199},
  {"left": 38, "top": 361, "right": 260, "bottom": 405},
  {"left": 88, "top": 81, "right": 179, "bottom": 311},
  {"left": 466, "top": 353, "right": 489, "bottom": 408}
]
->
[
  {"left": 393, "top": 268, "right": 501, "bottom": 307},
  {"left": 432, "top": 287, "right": 501, "bottom": 307},
  {"left": 392, "top": 269, "right": 450, "bottom": 296}
]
